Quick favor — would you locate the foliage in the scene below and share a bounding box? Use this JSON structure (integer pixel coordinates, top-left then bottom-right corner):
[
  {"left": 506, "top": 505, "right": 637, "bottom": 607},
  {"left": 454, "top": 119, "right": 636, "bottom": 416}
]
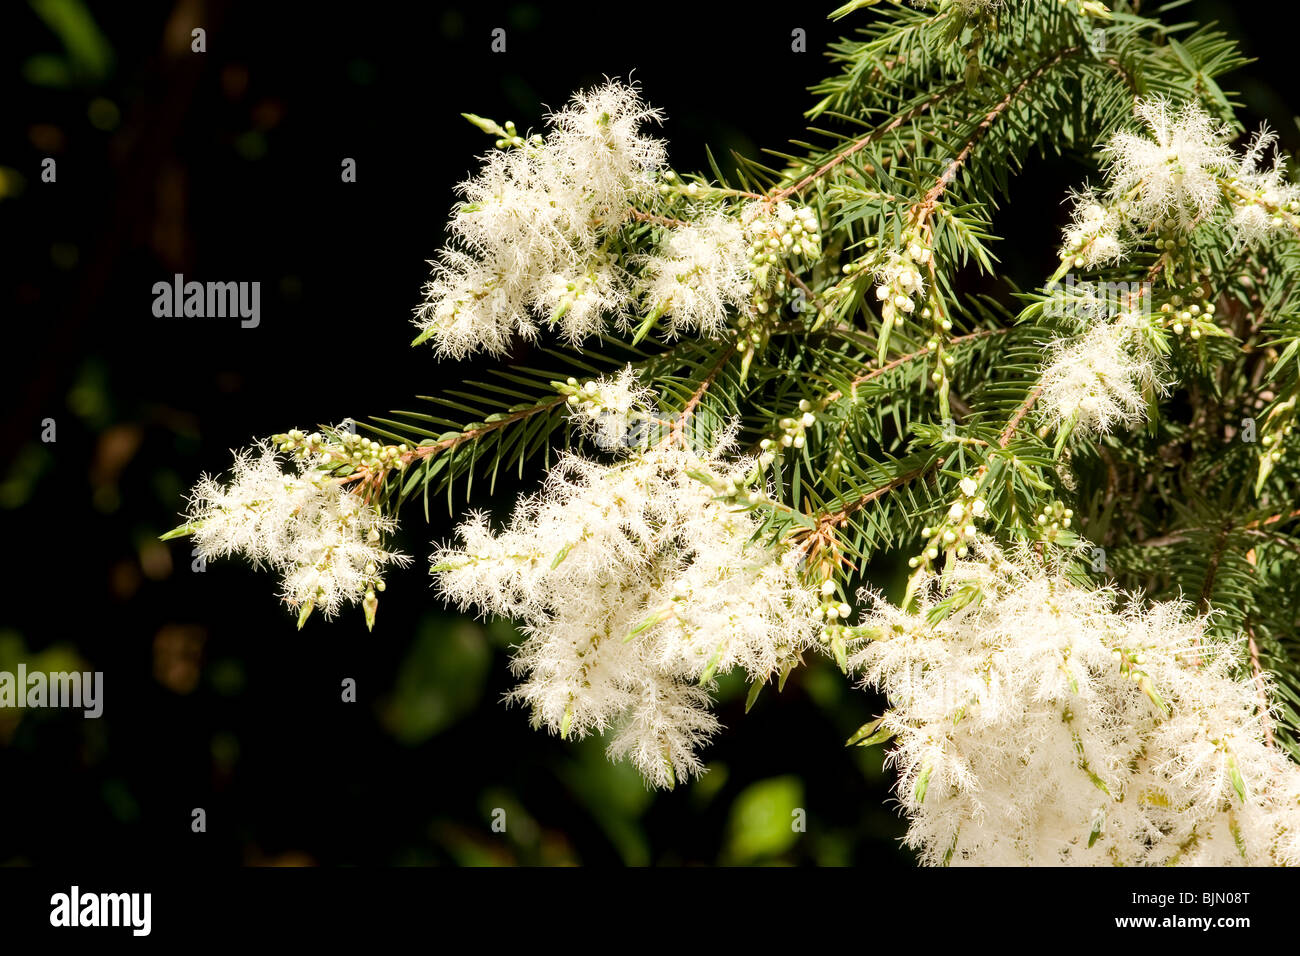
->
[{"left": 164, "top": 0, "right": 1300, "bottom": 864}]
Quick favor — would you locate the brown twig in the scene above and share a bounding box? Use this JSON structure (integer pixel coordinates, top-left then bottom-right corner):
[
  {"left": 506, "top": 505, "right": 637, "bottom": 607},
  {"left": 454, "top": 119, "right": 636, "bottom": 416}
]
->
[
  {"left": 998, "top": 386, "right": 1044, "bottom": 448},
  {"left": 666, "top": 345, "right": 737, "bottom": 446},
  {"left": 911, "top": 49, "right": 1078, "bottom": 231},
  {"left": 769, "top": 80, "right": 966, "bottom": 203}
]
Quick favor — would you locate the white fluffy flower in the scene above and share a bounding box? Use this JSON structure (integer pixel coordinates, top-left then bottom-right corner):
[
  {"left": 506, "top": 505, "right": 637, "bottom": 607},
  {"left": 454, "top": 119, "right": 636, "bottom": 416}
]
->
[
  {"left": 1102, "top": 98, "right": 1235, "bottom": 232},
  {"left": 184, "top": 441, "right": 408, "bottom": 619},
  {"left": 565, "top": 365, "right": 654, "bottom": 450},
  {"left": 431, "top": 443, "right": 820, "bottom": 787},
  {"left": 849, "top": 540, "right": 1300, "bottom": 866},
  {"left": 641, "top": 213, "right": 752, "bottom": 337},
  {"left": 1038, "top": 317, "right": 1166, "bottom": 438},
  {"left": 1066, "top": 103, "right": 1300, "bottom": 265},
  {"left": 415, "top": 82, "right": 665, "bottom": 357},
  {"left": 535, "top": 265, "right": 625, "bottom": 343},
  {"left": 1060, "top": 188, "right": 1127, "bottom": 267},
  {"left": 546, "top": 81, "right": 669, "bottom": 219},
  {"left": 1228, "top": 125, "right": 1300, "bottom": 247}
]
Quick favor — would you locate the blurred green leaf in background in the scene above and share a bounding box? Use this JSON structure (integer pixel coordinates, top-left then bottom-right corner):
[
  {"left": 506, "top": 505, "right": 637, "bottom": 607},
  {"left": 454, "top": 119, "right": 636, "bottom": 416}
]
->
[
  {"left": 24, "top": 0, "right": 113, "bottom": 88},
  {"left": 381, "top": 615, "right": 491, "bottom": 745},
  {"left": 723, "top": 776, "right": 804, "bottom": 865}
]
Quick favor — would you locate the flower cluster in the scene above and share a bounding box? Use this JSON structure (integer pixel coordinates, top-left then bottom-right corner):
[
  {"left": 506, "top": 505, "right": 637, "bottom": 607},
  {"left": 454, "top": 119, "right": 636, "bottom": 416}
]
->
[
  {"left": 414, "top": 82, "right": 666, "bottom": 357},
  {"left": 181, "top": 441, "right": 409, "bottom": 624},
  {"left": 557, "top": 365, "right": 654, "bottom": 450},
  {"left": 873, "top": 244, "right": 929, "bottom": 320},
  {"left": 908, "top": 475, "right": 988, "bottom": 572},
  {"left": 729, "top": 200, "right": 823, "bottom": 368},
  {"left": 1227, "top": 126, "right": 1300, "bottom": 247},
  {"left": 1060, "top": 188, "right": 1127, "bottom": 268},
  {"left": 849, "top": 540, "right": 1300, "bottom": 866},
  {"left": 743, "top": 201, "right": 822, "bottom": 294},
  {"left": 758, "top": 399, "right": 817, "bottom": 468},
  {"left": 1061, "top": 99, "right": 1300, "bottom": 265},
  {"left": 1103, "top": 98, "right": 1235, "bottom": 233},
  {"left": 1037, "top": 312, "right": 1166, "bottom": 439},
  {"left": 640, "top": 212, "right": 753, "bottom": 338},
  {"left": 431, "top": 443, "right": 820, "bottom": 788},
  {"left": 277, "top": 427, "right": 410, "bottom": 474}
]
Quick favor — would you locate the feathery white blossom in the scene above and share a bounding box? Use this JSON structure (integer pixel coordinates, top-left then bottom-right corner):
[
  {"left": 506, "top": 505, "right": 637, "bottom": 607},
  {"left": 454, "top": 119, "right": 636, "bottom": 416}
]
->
[
  {"left": 1066, "top": 102, "right": 1300, "bottom": 263},
  {"left": 184, "top": 441, "right": 408, "bottom": 619},
  {"left": 415, "top": 82, "right": 665, "bottom": 357},
  {"left": 1060, "top": 188, "right": 1127, "bottom": 267},
  {"left": 1228, "top": 125, "right": 1300, "bottom": 247},
  {"left": 1102, "top": 98, "right": 1235, "bottom": 232},
  {"left": 849, "top": 540, "right": 1300, "bottom": 866},
  {"left": 535, "top": 265, "right": 624, "bottom": 343},
  {"left": 431, "top": 442, "right": 820, "bottom": 787},
  {"left": 641, "top": 212, "right": 753, "bottom": 337},
  {"left": 564, "top": 365, "right": 654, "bottom": 449},
  {"left": 546, "top": 82, "right": 670, "bottom": 217},
  {"left": 1038, "top": 315, "right": 1166, "bottom": 438}
]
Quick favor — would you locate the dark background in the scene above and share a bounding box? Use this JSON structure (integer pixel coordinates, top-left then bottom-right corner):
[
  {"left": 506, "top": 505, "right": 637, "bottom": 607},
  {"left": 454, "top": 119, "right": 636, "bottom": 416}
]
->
[{"left": 0, "top": 0, "right": 1293, "bottom": 866}]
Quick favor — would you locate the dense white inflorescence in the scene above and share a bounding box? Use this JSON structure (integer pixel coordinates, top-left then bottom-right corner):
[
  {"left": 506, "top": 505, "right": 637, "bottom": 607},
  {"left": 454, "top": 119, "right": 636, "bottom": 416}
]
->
[
  {"left": 562, "top": 365, "right": 655, "bottom": 450},
  {"left": 414, "top": 82, "right": 667, "bottom": 357},
  {"left": 640, "top": 212, "right": 753, "bottom": 337},
  {"left": 1103, "top": 98, "right": 1236, "bottom": 233},
  {"left": 849, "top": 540, "right": 1300, "bottom": 866},
  {"left": 1228, "top": 126, "right": 1300, "bottom": 248},
  {"left": 1037, "top": 311, "right": 1166, "bottom": 438},
  {"left": 1060, "top": 188, "right": 1127, "bottom": 268},
  {"left": 415, "top": 82, "right": 823, "bottom": 359},
  {"left": 1060, "top": 99, "right": 1300, "bottom": 264},
  {"left": 184, "top": 441, "right": 408, "bottom": 619},
  {"left": 431, "top": 443, "right": 821, "bottom": 788}
]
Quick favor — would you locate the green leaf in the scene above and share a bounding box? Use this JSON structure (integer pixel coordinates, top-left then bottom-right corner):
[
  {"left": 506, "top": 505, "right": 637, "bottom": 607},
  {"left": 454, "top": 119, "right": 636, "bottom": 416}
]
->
[
  {"left": 1228, "top": 756, "right": 1247, "bottom": 803},
  {"left": 724, "top": 776, "right": 804, "bottom": 864},
  {"left": 1088, "top": 817, "right": 1103, "bottom": 848},
  {"left": 846, "top": 716, "right": 884, "bottom": 746},
  {"left": 914, "top": 763, "right": 933, "bottom": 805}
]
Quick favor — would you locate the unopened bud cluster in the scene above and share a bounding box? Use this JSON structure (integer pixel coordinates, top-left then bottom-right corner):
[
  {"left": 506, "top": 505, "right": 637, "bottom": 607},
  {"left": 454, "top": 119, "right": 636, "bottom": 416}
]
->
[
  {"left": 1031, "top": 499, "right": 1074, "bottom": 545},
  {"left": 1157, "top": 291, "right": 1216, "bottom": 341},
  {"left": 873, "top": 242, "right": 931, "bottom": 321},
  {"left": 730, "top": 202, "right": 824, "bottom": 373},
  {"left": 274, "top": 428, "right": 411, "bottom": 474},
  {"left": 813, "top": 576, "right": 854, "bottom": 651},
  {"left": 907, "top": 474, "right": 987, "bottom": 571},
  {"left": 758, "top": 399, "right": 816, "bottom": 468},
  {"left": 490, "top": 119, "right": 543, "bottom": 150},
  {"left": 745, "top": 201, "right": 822, "bottom": 298},
  {"left": 1257, "top": 393, "right": 1297, "bottom": 491}
]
